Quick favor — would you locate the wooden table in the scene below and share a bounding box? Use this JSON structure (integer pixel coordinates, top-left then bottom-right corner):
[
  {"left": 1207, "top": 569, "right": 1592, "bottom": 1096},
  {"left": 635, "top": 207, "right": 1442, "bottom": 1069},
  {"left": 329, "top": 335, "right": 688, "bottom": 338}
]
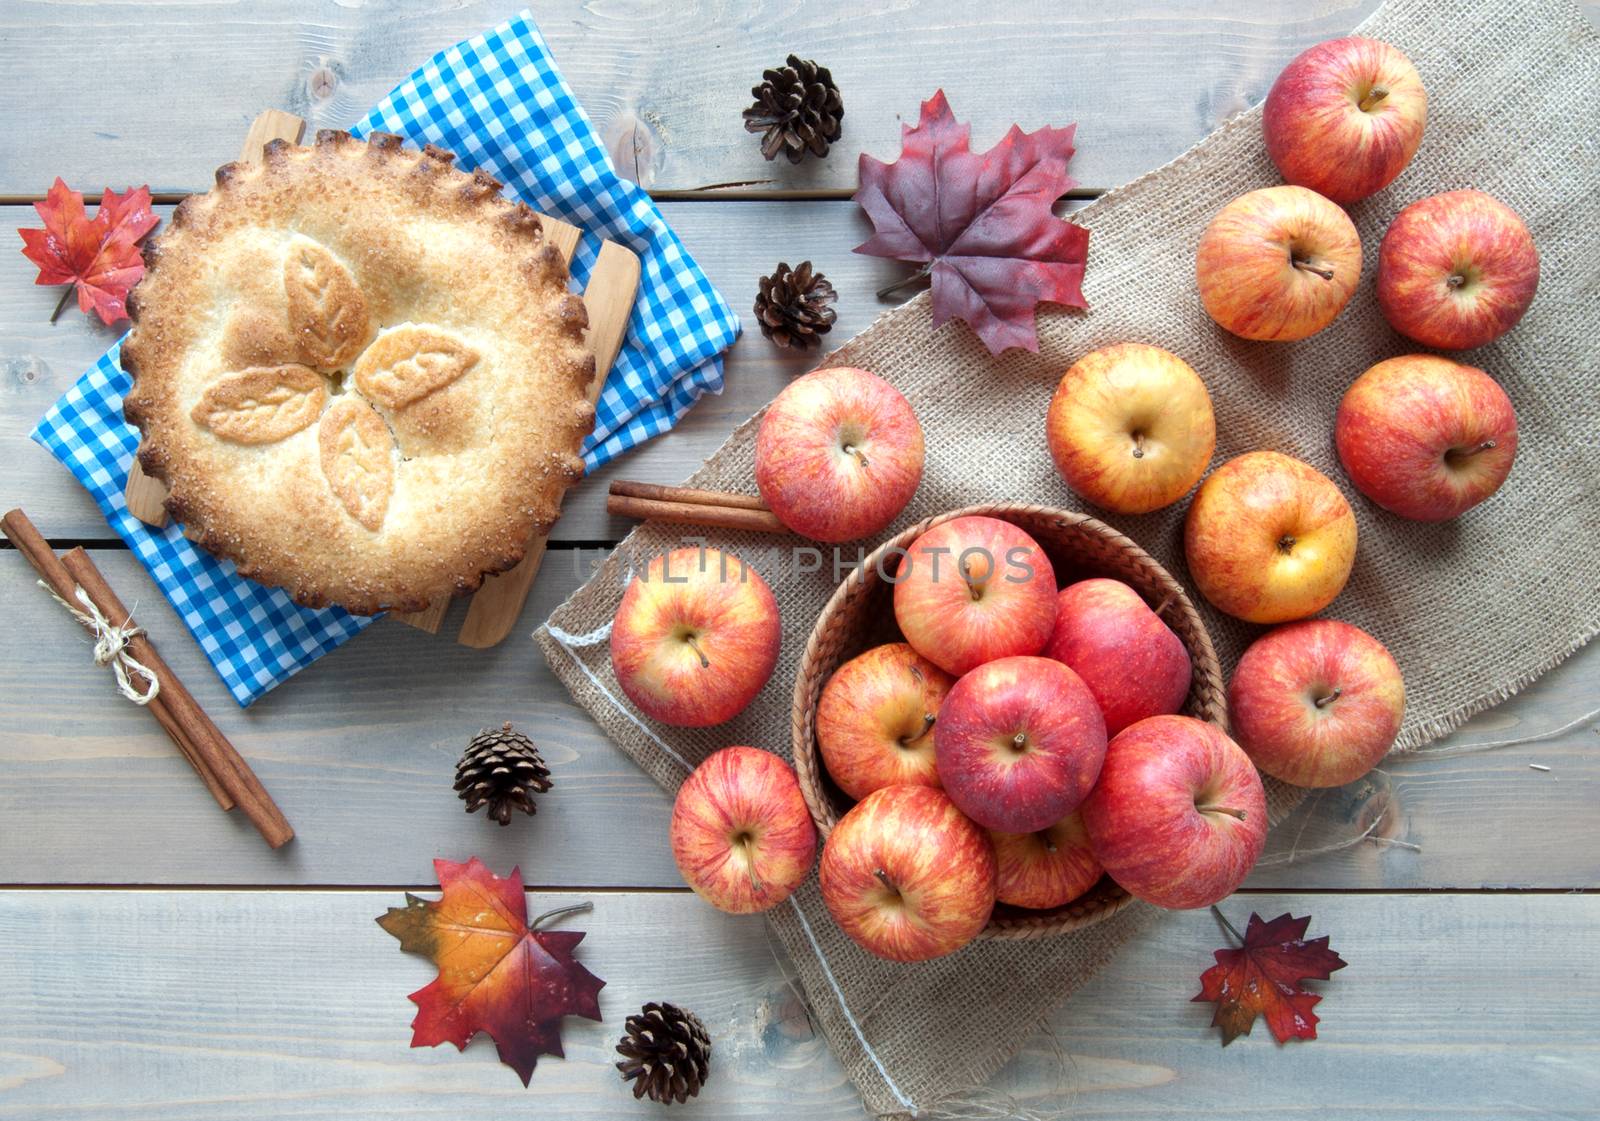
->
[{"left": 2, "top": 3, "right": 1597, "bottom": 1117}]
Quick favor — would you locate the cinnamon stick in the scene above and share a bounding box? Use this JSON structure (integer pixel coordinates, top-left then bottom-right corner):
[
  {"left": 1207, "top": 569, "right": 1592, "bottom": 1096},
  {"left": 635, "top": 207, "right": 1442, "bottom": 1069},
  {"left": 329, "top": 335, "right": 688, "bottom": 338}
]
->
[
  {"left": 1, "top": 508, "right": 231, "bottom": 809},
  {"left": 608, "top": 479, "right": 772, "bottom": 511},
  {"left": 59, "top": 548, "right": 294, "bottom": 849},
  {"left": 606, "top": 493, "right": 788, "bottom": 535}
]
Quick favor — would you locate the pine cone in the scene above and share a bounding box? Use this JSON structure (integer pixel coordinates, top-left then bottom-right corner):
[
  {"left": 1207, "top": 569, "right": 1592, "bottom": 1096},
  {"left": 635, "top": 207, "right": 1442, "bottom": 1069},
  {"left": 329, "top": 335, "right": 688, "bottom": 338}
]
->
[
  {"left": 754, "top": 261, "right": 837, "bottom": 349},
  {"left": 453, "top": 723, "right": 552, "bottom": 826},
  {"left": 743, "top": 55, "right": 843, "bottom": 163},
  {"left": 615, "top": 1002, "right": 712, "bottom": 1105}
]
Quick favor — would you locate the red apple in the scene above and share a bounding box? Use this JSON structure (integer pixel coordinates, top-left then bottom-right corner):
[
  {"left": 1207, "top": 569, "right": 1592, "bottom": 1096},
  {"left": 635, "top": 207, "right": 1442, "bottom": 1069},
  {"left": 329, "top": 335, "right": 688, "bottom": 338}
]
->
[
  {"left": 892, "top": 516, "right": 1058, "bottom": 676},
  {"left": 1263, "top": 37, "right": 1427, "bottom": 203},
  {"left": 818, "top": 784, "right": 996, "bottom": 962},
  {"left": 1045, "top": 578, "right": 1192, "bottom": 735},
  {"left": 1229, "top": 620, "right": 1406, "bottom": 788},
  {"left": 610, "top": 546, "right": 781, "bottom": 727},
  {"left": 670, "top": 746, "right": 818, "bottom": 914},
  {"left": 755, "top": 366, "right": 925, "bottom": 543},
  {"left": 816, "top": 642, "right": 955, "bottom": 800},
  {"left": 1046, "top": 342, "right": 1216, "bottom": 514},
  {"left": 1377, "top": 190, "right": 1539, "bottom": 350},
  {"left": 1335, "top": 354, "right": 1518, "bottom": 521},
  {"left": 934, "top": 655, "right": 1107, "bottom": 833},
  {"left": 1184, "top": 451, "right": 1358, "bottom": 624},
  {"left": 1196, "top": 185, "right": 1362, "bottom": 342},
  {"left": 990, "top": 810, "right": 1102, "bottom": 910},
  {"left": 1081, "top": 715, "right": 1267, "bottom": 910}
]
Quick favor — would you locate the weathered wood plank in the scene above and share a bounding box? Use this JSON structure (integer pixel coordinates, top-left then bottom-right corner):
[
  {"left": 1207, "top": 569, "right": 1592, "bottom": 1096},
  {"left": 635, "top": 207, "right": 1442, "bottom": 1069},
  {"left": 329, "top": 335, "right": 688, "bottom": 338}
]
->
[
  {"left": 6, "top": 1, "right": 1594, "bottom": 198},
  {"left": 0, "top": 889, "right": 1592, "bottom": 1118},
  {"left": 2, "top": 548, "right": 1596, "bottom": 889}
]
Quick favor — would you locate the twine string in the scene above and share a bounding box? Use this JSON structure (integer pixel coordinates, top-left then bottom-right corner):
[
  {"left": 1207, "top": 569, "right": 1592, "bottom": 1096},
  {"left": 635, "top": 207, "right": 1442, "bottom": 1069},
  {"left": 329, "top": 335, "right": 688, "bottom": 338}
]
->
[{"left": 39, "top": 580, "right": 161, "bottom": 705}]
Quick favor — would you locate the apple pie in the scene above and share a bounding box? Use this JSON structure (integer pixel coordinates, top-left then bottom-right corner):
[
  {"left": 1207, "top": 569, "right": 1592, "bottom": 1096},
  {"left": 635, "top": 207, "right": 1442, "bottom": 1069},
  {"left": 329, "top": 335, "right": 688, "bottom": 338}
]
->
[{"left": 123, "top": 130, "right": 597, "bottom": 614}]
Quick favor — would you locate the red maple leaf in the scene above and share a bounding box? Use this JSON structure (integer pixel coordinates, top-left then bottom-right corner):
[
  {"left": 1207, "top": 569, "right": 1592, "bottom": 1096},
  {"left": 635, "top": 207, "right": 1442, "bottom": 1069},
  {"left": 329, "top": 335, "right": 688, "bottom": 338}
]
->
[
  {"left": 18, "top": 179, "right": 158, "bottom": 325},
  {"left": 1193, "top": 909, "right": 1347, "bottom": 1045},
  {"left": 376, "top": 857, "right": 605, "bottom": 1084},
  {"left": 853, "top": 90, "right": 1089, "bottom": 355}
]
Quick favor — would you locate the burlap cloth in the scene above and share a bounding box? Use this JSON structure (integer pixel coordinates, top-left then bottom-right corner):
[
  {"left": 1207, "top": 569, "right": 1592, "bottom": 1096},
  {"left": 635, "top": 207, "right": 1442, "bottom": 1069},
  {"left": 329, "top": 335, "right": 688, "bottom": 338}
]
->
[{"left": 538, "top": 0, "right": 1600, "bottom": 1113}]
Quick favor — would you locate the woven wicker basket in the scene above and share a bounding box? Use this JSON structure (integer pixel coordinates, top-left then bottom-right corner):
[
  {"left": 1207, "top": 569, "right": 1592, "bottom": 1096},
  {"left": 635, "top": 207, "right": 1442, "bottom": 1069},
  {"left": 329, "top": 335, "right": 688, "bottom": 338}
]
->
[{"left": 791, "top": 503, "right": 1226, "bottom": 941}]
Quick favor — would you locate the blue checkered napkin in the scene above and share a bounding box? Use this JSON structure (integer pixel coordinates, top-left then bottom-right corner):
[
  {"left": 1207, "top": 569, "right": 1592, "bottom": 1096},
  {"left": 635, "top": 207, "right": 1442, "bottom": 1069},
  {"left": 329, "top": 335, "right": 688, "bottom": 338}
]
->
[
  {"left": 355, "top": 9, "right": 742, "bottom": 471},
  {"left": 31, "top": 11, "right": 740, "bottom": 705}
]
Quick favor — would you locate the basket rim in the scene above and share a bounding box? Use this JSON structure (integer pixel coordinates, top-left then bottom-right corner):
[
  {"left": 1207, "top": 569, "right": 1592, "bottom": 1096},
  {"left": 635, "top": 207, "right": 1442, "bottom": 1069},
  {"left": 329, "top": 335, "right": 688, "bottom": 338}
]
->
[{"left": 790, "top": 502, "right": 1227, "bottom": 942}]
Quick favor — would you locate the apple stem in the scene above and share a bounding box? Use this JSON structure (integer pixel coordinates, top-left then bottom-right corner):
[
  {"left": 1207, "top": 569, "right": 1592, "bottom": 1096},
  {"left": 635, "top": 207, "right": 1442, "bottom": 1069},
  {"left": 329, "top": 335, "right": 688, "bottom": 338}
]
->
[
  {"left": 961, "top": 559, "right": 983, "bottom": 602},
  {"left": 1357, "top": 85, "right": 1390, "bottom": 112},
  {"left": 873, "top": 868, "right": 897, "bottom": 894},
  {"left": 1011, "top": 732, "right": 1028, "bottom": 751},
  {"left": 738, "top": 837, "right": 767, "bottom": 895},
  {"left": 1210, "top": 904, "right": 1244, "bottom": 946},
  {"left": 1447, "top": 273, "right": 1467, "bottom": 289},
  {"left": 530, "top": 901, "right": 594, "bottom": 930},
  {"left": 1291, "top": 256, "right": 1337, "bottom": 281},
  {"left": 685, "top": 634, "right": 710, "bottom": 669},
  {"left": 1448, "top": 439, "right": 1498, "bottom": 462},
  {"left": 899, "top": 713, "right": 937, "bottom": 746},
  {"left": 1196, "top": 804, "right": 1249, "bottom": 821},
  {"left": 1042, "top": 835, "right": 1058, "bottom": 854},
  {"left": 843, "top": 443, "right": 871, "bottom": 470},
  {"left": 1314, "top": 687, "right": 1343, "bottom": 709},
  {"left": 1131, "top": 431, "right": 1146, "bottom": 460}
]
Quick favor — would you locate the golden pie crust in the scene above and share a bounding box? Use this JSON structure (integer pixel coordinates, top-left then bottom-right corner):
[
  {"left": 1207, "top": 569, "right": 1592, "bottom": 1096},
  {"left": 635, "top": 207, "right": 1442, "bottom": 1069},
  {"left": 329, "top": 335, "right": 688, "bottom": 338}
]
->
[{"left": 123, "top": 130, "right": 597, "bottom": 614}]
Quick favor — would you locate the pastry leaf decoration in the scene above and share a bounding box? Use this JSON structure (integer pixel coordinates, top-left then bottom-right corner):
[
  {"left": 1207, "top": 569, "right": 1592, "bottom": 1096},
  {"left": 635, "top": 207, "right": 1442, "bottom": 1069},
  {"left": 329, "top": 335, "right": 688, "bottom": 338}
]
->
[
  {"left": 354, "top": 324, "right": 481, "bottom": 409},
  {"left": 318, "top": 398, "right": 395, "bottom": 531},
  {"left": 189, "top": 237, "right": 485, "bottom": 532},
  {"left": 189, "top": 365, "right": 326, "bottom": 444},
  {"left": 376, "top": 858, "right": 605, "bottom": 1086},
  {"left": 284, "top": 235, "right": 371, "bottom": 369}
]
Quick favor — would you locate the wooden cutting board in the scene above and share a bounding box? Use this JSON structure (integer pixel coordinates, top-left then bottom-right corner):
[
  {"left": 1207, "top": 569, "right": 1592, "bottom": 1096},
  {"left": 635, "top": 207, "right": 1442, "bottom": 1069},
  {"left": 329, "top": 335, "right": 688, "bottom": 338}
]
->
[{"left": 124, "top": 110, "right": 640, "bottom": 649}]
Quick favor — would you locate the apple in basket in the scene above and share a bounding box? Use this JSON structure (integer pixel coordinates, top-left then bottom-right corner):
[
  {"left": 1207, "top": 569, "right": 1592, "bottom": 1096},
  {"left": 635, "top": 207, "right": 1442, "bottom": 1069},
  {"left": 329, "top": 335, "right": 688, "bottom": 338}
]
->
[
  {"left": 818, "top": 784, "right": 997, "bottom": 962},
  {"left": 1081, "top": 715, "right": 1267, "bottom": 910},
  {"left": 934, "top": 656, "right": 1107, "bottom": 833},
  {"left": 1229, "top": 619, "right": 1406, "bottom": 788},
  {"left": 1045, "top": 578, "right": 1192, "bottom": 736},
  {"left": 1184, "top": 451, "right": 1358, "bottom": 624},
  {"left": 1377, "top": 190, "right": 1539, "bottom": 350},
  {"left": 754, "top": 366, "right": 925, "bottom": 543},
  {"left": 1263, "top": 36, "right": 1428, "bottom": 203},
  {"left": 670, "top": 746, "right": 817, "bottom": 914},
  {"left": 1196, "top": 185, "right": 1362, "bottom": 342},
  {"left": 1045, "top": 342, "right": 1216, "bottom": 515},
  {"left": 1335, "top": 354, "right": 1519, "bottom": 521},
  {"left": 815, "top": 643, "right": 955, "bottom": 800},
  {"left": 989, "top": 810, "right": 1103, "bottom": 911},
  {"left": 610, "top": 546, "right": 781, "bottom": 727},
  {"left": 892, "top": 516, "right": 1058, "bottom": 676}
]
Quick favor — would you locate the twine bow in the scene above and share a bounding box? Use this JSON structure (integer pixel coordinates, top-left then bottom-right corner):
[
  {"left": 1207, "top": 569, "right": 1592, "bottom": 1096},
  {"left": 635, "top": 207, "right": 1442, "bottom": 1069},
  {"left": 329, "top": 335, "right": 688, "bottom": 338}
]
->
[{"left": 39, "top": 579, "right": 161, "bottom": 705}]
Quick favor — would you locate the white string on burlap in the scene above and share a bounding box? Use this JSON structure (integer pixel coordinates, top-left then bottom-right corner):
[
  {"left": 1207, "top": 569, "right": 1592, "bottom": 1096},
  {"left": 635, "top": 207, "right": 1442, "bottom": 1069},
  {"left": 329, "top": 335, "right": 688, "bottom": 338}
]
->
[{"left": 39, "top": 580, "right": 160, "bottom": 705}]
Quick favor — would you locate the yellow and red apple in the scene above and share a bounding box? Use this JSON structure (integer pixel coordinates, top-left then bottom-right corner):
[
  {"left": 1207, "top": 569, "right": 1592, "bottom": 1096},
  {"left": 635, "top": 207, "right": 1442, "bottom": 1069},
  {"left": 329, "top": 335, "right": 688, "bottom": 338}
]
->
[
  {"left": 892, "top": 516, "right": 1058, "bottom": 676},
  {"left": 1046, "top": 343, "right": 1216, "bottom": 514},
  {"left": 816, "top": 642, "right": 954, "bottom": 800},
  {"left": 1045, "top": 578, "right": 1192, "bottom": 735},
  {"left": 1081, "top": 715, "right": 1267, "bottom": 910},
  {"left": 1184, "top": 451, "right": 1358, "bottom": 624},
  {"left": 1263, "top": 36, "right": 1427, "bottom": 203},
  {"left": 934, "top": 655, "right": 1107, "bottom": 833},
  {"left": 818, "top": 784, "right": 997, "bottom": 962},
  {"left": 670, "top": 746, "right": 818, "bottom": 914},
  {"left": 1229, "top": 620, "right": 1405, "bottom": 788},
  {"left": 610, "top": 546, "right": 781, "bottom": 727},
  {"left": 1196, "top": 185, "right": 1362, "bottom": 342},
  {"left": 755, "top": 366, "right": 925, "bottom": 543},
  {"left": 990, "top": 810, "right": 1102, "bottom": 911},
  {"left": 1335, "top": 354, "right": 1518, "bottom": 521},
  {"left": 1377, "top": 190, "right": 1540, "bottom": 350}
]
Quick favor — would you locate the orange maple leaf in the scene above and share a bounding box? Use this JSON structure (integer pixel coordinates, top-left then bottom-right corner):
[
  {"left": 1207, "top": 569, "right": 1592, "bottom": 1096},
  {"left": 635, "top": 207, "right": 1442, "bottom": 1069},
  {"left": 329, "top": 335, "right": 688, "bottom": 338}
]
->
[
  {"left": 1193, "top": 909, "right": 1347, "bottom": 1045},
  {"left": 377, "top": 857, "right": 605, "bottom": 1084},
  {"left": 18, "top": 179, "right": 158, "bottom": 325}
]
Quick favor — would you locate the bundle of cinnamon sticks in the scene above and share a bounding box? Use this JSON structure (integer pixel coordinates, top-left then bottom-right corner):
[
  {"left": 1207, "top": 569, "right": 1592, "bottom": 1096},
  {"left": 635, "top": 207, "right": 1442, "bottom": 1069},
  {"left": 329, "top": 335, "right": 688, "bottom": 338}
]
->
[
  {"left": 2, "top": 509, "right": 293, "bottom": 848},
  {"left": 606, "top": 480, "right": 787, "bottom": 534}
]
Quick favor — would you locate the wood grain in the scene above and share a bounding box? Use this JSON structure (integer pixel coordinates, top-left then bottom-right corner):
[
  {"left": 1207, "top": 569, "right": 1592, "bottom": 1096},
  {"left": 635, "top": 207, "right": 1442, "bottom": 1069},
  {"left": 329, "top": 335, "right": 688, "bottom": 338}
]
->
[
  {"left": 1, "top": 548, "right": 1594, "bottom": 890},
  {"left": 1, "top": 1, "right": 1596, "bottom": 198},
  {"left": 0, "top": 889, "right": 1592, "bottom": 1118}
]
